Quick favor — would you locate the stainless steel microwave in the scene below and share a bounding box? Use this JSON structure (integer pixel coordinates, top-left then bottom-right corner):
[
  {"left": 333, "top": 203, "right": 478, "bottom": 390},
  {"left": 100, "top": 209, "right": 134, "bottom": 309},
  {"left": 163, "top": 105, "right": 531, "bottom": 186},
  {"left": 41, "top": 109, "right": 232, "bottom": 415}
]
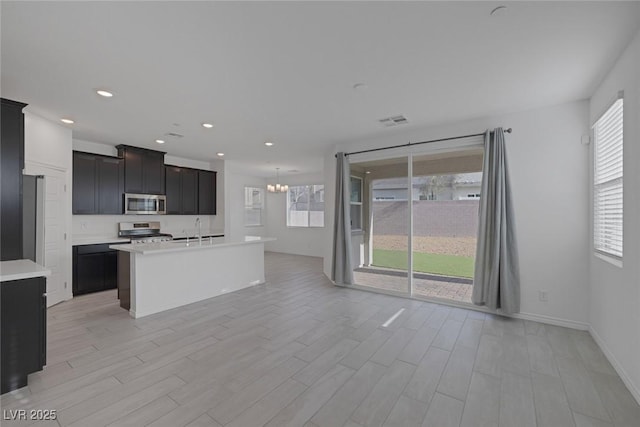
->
[{"left": 124, "top": 193, "right": 166, "bottom": 215}]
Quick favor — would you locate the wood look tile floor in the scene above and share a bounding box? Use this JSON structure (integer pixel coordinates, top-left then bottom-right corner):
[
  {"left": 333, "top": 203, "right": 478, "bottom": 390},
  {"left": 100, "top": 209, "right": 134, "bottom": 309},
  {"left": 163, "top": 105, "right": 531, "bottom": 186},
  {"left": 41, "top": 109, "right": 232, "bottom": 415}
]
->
[{"left": 2, "top": 252, "right": 639, "bottom": 427}]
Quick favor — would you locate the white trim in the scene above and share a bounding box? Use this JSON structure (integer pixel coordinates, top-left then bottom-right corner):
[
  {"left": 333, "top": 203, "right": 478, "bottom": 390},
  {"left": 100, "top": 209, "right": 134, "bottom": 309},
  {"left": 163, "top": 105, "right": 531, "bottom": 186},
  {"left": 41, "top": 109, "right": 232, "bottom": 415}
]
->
[
  {"left": 24, "top": 159, "right": 67, "bottom": 173},
  {"left": 510, "top": 311, "right": 589, "bottom": 331},
  {"left": 594, "top": 251, "right": 623, "bottom": 268},
  {"left": 591, "top": 90, "right": 624, "bottom": 127},
  {"left": 589, "top": 325, "right": 640, "bottom": 405}
]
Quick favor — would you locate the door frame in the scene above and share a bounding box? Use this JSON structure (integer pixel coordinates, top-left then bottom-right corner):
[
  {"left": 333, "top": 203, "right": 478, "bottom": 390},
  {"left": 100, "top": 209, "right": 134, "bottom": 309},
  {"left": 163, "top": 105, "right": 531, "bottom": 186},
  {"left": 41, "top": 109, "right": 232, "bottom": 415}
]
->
[
  {"left": 352, "top": 138, "right": 485, "bottom": 301},
  {"left": 24, "top": 160, "right": 73, "bottom": 305}
]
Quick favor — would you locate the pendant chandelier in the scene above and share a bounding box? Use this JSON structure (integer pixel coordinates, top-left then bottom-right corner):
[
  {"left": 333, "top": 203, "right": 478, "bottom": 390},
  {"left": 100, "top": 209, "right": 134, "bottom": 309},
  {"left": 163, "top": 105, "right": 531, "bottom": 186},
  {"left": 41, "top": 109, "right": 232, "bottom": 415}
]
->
[{"left": 267, "top": 168, "right": 288, "bottom": 193}]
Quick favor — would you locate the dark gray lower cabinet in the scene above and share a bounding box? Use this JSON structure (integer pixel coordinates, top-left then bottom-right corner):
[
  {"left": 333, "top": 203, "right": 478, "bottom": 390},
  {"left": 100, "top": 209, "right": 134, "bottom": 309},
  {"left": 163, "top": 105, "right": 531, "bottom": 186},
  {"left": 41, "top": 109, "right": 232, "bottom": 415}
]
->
[
  {"left": 73, "top": 244, "right": 118, "bottom": 296},
  {"left": 1, "top": 277, "right": 46, "bottom": 394}
]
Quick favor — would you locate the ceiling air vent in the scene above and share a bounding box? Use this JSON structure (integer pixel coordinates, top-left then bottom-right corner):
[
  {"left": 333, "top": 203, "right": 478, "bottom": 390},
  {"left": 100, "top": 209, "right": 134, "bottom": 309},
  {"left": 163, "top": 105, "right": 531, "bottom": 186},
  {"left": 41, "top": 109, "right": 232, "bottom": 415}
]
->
[
  {"left": 164, "top": 132, "right": 184, "bottom": 138},
  {"left": 378, "top": 115, "right": 409, "bottom": 127}
]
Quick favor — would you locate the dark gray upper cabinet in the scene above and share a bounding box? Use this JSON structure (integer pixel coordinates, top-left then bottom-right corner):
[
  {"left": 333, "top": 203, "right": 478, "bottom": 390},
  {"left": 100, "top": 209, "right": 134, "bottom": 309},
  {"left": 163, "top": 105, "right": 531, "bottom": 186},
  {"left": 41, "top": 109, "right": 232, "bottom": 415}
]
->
[
  {"left": 72, "top": 151, "right": 123, "bottom": 215},
  {"left": 116, "top": 145, "right": 165, "bottom": 195},
  {"left": 72, "top": 145, "right": 217, "bottom": 216},
  {"left": 97, "top": 156, "right": 124, "bottom": 214},
  {"left": 1, "top": 98, "right": 28, "bottom": 261},
  {"left": 181, "top": 168, "right": 198, "bottom": 215},
  {"left": 73, "top": 152, "right": 98, "bottom": 214},
  {"left": 143, "top": 150, "right": 165, "bottom": 194},
  {"left": 165, "top": 165, "right": 198, "bottom": 215},
  {"left": 165, "top": 166, "right": 182, "bottom": 215},
  {"left": 198, "top": 170, "right": 217, "bottom": 215}
]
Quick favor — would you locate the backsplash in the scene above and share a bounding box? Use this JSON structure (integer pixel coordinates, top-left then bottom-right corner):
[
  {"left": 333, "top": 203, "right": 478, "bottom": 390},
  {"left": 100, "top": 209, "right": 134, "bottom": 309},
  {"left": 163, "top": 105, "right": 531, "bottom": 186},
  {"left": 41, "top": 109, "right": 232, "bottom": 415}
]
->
[{"left": 72, "top": 215, "right": 222, "bottom": 238}]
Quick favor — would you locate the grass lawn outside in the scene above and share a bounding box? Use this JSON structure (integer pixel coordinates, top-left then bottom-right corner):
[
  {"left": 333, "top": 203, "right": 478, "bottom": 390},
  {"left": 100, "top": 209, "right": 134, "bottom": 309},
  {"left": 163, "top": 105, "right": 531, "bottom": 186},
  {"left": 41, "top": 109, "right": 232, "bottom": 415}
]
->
[{"left": 372, "top": 248, "right": 475, "bottom": 278}]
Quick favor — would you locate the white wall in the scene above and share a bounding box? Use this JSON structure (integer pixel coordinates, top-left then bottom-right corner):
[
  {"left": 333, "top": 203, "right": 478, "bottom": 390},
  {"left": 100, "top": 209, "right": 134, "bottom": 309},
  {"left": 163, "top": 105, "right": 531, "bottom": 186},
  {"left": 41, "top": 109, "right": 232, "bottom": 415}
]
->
[
  {"left": 589, "top": 29, "right": 640, "bottom": 402},
  {"left": 224, "top": 160, "right": 266, "bottom": 240},
  {"left": 325, "top": 100, "right": 591, "bottom": 328},
  {"left": 71, "top": 139, "right": 224, "bottom": 237},
  {"left": 23, "top": 110, "right": 73, "bottom": 303},
  {"left": 265, "top": 172, "right": 325, "bottom": 257}
]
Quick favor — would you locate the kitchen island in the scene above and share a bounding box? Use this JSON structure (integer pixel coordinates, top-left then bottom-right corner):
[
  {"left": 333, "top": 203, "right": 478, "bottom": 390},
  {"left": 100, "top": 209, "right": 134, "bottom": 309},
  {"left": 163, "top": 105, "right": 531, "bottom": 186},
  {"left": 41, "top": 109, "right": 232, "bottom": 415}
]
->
[{"left": 110, "top": 236, "right": 275, "bottom": 318}]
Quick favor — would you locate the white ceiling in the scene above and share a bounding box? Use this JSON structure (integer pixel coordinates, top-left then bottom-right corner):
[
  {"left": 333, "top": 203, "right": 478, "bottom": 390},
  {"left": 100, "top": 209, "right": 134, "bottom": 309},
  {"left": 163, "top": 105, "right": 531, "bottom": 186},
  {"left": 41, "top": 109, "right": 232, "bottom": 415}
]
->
[{"left": 2, "top": 1, "right": 638, "bottom": 176}]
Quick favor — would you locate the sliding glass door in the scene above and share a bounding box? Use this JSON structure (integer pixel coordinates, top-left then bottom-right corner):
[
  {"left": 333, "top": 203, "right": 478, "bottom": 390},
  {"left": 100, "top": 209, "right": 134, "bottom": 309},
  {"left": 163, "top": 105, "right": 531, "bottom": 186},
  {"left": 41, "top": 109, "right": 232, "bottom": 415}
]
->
[
  {"left": 411, "top": 151, "right": 483, "bottom": 303},
  {"left": 351, "top": 156, "right": 410, "bottom": 296},
  {"left": 351, "top": 148, "right": 483, "bottom": 305}
]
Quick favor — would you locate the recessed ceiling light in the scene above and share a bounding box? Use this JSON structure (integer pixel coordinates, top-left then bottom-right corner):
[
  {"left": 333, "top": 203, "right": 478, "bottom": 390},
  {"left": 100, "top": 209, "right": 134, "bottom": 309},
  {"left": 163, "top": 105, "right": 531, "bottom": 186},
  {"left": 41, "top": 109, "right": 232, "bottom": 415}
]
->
[
  {"left": 365, "top": 171, "right": 371, "bottom": 174},
  {"left": 60, "top": 118, "right": 74, "bottom": 124},
  {"left": 353, "top": 83, "right": 368, "bottom": 91},
  {"left": 155, "top": 139, "right": 165, "bottom": 144},
  {"left": 96, "top": 90, "right": 113, "bottom": 97},
  {"left": 216, "top": 152, "right": 224, "bottom": 157},
  {"left": 202, "top": 123, "right": 214, "bottom": 128},
  {"left": 264, "top": 141, "right": 274, "bottom": 147},
  {"left": 490, "top": 5, "right": 507, "bottom": 16}
]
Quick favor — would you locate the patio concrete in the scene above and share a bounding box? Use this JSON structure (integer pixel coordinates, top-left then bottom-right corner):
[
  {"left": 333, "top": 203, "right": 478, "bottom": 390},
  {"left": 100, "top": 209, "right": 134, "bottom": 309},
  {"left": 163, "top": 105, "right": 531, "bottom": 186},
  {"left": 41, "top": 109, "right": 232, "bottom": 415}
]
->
[{"left": 353, "top": 267, "right": 473, "bottom": 303}]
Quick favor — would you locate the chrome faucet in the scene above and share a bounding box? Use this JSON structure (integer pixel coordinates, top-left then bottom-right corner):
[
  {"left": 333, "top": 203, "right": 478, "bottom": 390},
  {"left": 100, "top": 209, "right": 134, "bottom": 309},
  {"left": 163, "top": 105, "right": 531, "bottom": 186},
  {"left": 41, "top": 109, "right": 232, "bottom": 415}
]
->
[{"left": 195, "top": 217, "right": 202, "bottom": 244}]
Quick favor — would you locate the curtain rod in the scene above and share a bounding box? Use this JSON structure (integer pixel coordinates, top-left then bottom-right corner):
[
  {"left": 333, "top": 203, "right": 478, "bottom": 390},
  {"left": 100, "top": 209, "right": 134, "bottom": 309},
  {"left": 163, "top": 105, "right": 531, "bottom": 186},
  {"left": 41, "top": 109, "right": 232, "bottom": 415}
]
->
[{"left": 337, "top": 128, "right": 512, "bottom": 158}]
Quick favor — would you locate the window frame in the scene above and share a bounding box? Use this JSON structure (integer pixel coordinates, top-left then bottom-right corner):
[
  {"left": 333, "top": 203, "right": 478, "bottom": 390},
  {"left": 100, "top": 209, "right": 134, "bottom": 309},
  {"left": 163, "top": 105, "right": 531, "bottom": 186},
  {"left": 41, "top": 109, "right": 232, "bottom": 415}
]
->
[
  {"left": 350, "top": 175, "right": 363, "bottom": 231},
  {"left": 592, "top": 93, "right": 623, "bottom": 263},
  {"left": 244, "top": 186, "right": 265, "bottom": 227},
  {"left": 286, "top": 184, "right": 325, "bottom": 228}
]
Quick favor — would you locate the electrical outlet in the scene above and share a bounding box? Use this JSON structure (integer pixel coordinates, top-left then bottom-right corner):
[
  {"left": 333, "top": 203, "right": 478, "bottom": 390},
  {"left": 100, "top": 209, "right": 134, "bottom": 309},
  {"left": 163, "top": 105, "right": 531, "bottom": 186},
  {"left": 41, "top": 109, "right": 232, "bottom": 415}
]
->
[
  {"left": 81, "top": 221, "right": 88, "bottom": 229},
  {"left": 539, "top": 290, "right": 548, "bottom": 302}
]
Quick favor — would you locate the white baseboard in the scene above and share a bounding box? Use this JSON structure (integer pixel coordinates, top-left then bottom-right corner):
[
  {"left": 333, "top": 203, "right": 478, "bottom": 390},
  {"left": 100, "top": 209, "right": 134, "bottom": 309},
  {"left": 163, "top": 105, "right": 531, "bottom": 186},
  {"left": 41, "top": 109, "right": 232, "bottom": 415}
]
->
[
  {"left": 589, "top": 326, "right": 640, "bottom": 405},
  {"left": 510, "top": 311, "right": 589, "bottom": 331}
]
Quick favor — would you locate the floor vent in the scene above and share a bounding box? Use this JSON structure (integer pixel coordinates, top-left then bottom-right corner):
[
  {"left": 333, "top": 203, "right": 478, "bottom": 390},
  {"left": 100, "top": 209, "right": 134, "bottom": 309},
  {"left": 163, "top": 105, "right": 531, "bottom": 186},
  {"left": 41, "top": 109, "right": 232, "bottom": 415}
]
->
[{"left": 378, "top": 115, "right": 409, "bottom": 127}]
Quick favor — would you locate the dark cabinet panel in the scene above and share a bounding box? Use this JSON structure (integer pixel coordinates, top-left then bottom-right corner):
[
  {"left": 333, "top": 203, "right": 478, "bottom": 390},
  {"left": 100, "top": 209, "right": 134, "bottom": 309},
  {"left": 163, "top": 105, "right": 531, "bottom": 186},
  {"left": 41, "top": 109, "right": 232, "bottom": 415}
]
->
[
  {"left": 72, "top": 152, "right": 123, "bottom": 215},
  {"left": 117, "top": 145, "right": 165, "bottom": 195},
  {"left": 165, "top": 166, "right": 182, "bottom": 214},
  {"left": 143, "top": 151, "right": 165, "bottom": 195},
  {"left": 122, "top": 148, "right": 144, "bottom": 194},
  {"left": 165, "top": 166, "right": 198, "bottom": 214},
  {"left": 182, "top": 168, "right": 198, "bottom": 214},
  {"left": 198, "top": 170, "right": 217, "bottom": 215},
  {"left": 97, "top": 157, "right": 124, "bottom": 214},
  {"left": 104, "top": 251, "right": 118, "bottom": 290},
  {"left": 73, "top": 244, "right": 118, "bottom": 296},
  {"left": 1, "top": 276, "right": 46, "bottom": 394},
  {"left": 1, "top": 98, "right": 28, "bottom": 261},
  {"left": 75, "top": 252, "right": 105, "bottom": 294},
  {"left": 72, "top": 152, "right": 98, "bottom": 214}
]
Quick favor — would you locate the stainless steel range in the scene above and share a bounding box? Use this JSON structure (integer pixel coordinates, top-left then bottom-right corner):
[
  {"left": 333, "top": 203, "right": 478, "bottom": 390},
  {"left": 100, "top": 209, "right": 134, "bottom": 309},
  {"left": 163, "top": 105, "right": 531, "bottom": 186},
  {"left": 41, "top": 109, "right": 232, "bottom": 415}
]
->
[{"left": 118, "top": 221, "right": 173, "bottom": 244}]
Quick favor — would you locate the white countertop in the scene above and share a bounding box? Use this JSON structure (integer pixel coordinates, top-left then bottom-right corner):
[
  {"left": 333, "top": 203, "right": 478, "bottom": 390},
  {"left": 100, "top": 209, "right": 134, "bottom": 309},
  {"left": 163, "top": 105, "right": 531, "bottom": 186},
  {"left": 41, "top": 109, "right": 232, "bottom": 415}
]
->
[
  {"left": 73, "top": 235, "right": 131, "bottom": 246},
  {"left": 110, "top": 236, "right": 275, "bottom": 255},
  {"left": 164, "top": 228, "right": 225, "bottom": 238},
  {"left": 1, "top": 259, "right": 51, "bottom": 282}
]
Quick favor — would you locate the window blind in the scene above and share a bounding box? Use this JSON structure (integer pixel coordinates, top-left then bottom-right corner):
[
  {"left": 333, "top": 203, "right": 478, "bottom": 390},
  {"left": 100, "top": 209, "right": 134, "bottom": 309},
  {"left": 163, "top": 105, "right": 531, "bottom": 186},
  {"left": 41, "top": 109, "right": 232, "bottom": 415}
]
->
[{"left": 593, "top": 97, "right": 623, "bottom": 259}]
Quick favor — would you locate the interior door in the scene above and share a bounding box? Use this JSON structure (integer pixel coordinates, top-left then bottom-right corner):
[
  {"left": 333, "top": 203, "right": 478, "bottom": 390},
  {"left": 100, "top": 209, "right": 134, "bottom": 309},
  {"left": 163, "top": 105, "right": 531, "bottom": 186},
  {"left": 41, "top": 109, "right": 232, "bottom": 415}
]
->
[{"left": 42, "top": 170, "right": 68, "bottom": 306}]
